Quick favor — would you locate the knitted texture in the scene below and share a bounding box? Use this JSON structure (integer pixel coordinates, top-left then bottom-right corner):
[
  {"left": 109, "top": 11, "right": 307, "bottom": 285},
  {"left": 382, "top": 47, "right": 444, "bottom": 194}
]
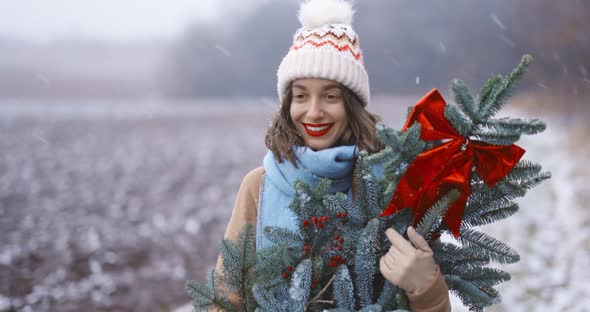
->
[{"left": 277, "top": 0, "right": 370, "bottom": 106}]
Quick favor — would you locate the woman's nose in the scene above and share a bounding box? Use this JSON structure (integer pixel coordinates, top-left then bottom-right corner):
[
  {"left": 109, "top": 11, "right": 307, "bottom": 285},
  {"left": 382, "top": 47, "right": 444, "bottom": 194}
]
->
[{"left": 306, "top": 97, "right": 324, "bottom": 119}]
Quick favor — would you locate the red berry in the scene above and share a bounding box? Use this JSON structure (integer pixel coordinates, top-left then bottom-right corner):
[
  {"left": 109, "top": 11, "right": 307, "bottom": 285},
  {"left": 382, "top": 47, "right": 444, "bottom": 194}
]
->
[
  {"left": 337, "top": 212, "right": 342, "bottom": 218},
  {"left": 283, "top": 272, "right": 288, "bottom": 279},
  {"left": 338, "top": 246, "right": 343, "bottom": 251},
  {"left": 303, "top": 245, "right": 310, "bottom": 252},
  {"left": 321, "top": 216, "right": 328, "bottom": 221},
  {"left": 303, "top": 220, "right": 310, "bottom": 226},
  {"left": 311, "top": 216, "right": 317, "bottom": 222},
  {"left": 334, "top": 235, "right": 340, "bottom": 240},
  {"left": 329, "top": 261, "right": 334, "bottom": 267},
  {"left": 318, "top": 223, "right": 323, "bottom": 229},
  {"left": 339, "top": 237, "right": 344, "bottom": 243},
  {"left": 288, "top": 266, "right": 293, "bottom": 272}
]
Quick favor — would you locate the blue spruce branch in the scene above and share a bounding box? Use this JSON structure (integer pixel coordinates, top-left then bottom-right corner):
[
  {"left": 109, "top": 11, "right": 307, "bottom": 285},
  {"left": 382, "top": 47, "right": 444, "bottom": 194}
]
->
[
  {"left": 449, "top": 266, "right": 510, "bottom": 288},
  {"left": 478, "top": 54, "right": 533, "bottom": 120},
  {"left": 456, "top": 228, "right": 520, "bottom": 264},
  {"left": 462, "top": 201, "right": 519, "bottom": 228},
  {"left": 334, "top": 265, "right": 356, "bottom": 310},
  {"left": 289, "top": 259, "right": 313, "bottom": 312},
  {"left": 450, "top": 78, "right": 479, "bottom": 122},
  {"left": 484, "top": 117, "right": 546, "bottom": 135},
  {"left": 445, "top": 275, "right": 499, "bottom": 311},
  {"left": 416, "top": 189, "right": 460, "bottom": 239},
  {"left": 264, "top": 226, "right": 304, "bottom": 248},
  {"left": 354, "top": 219, "right": 381, "bottom": 308},
  {"left": 445, "top": 102, "right": 474, "bottom": 137},
  {"left": 472, "top": 128, "right": 521, "bottom": 146}
]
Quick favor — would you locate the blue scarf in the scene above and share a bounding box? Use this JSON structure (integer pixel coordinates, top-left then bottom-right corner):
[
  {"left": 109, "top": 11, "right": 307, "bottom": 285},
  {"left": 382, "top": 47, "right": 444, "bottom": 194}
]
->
[{"left": 256, "top": 145, "right": 359, "bottom": 250}]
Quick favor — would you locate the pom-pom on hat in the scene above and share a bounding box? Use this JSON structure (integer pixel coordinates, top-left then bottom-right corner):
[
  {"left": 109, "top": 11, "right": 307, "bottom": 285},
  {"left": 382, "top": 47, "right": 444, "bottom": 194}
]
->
[{"left": 277, "top": 0, "right": 370, "bottom": 106}]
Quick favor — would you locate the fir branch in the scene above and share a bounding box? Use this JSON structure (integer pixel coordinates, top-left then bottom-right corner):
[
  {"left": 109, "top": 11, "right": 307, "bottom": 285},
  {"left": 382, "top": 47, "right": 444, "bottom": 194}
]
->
[
  {"left": 469, "top": 174, "right": 520, "bottom": 206},
  {"left": 292, "top": 182, "right": 313, "bottom": 219},
  {"left": 256, "top": 245, "right": 297, "bottom": 283},
  {"left": 208, "top": 267, "right": 238, "bottom": 311},
  {"left": 344, "top": 201, "right": 369, "bottom": 227},
  {"left": 494, "top": 180, "right": 527, "bottom": 197},
  {"left": 333, "top": 266, "right": 355, "bottom": 310},
  {"left": 354, "top": 156, "right": 381, "bottom": 219},
  {"left": 445, "top": 104, "right": 474, "bottom": 138},
  {"left": 445, "top": 275, "right": 498, "bottom": 311},
  {"left": 240, "top": 223, "right": 257, "bottom": 268},
  {"left": 264, "top": 226, "right": 304, "bottom": 248},
  {"left": 354, "top": 219, "right": 381, "bottom": 308},
  {"left": 400, "top": 123, "right": 426, "bottom": 157},
  {"left": 484, "top": 117, "right": 546, "bottom": 135},
  {"left": 218, "top": 239, "right": 243, "bottom": 292},
  {"left": 186, "top": 277, "right": 237, "bottom": 312},
  {"left": 457, "top": 228, "right": 520, "bottom": 264},
  {"left": 416, "top": 189, "right": 460, "bottom": 240},
  {"left": 185, "top": 280, "right": 214, "bottom": 309},
  {"left": 506, "top": 160, "right": 542, "bottom": 180},
  {"left": 477, "top": 75, "right": 502, "bottom": 114},
  {"left": 373, "top": 121, "right": 423, "bottom": 197},
  {"left": 252, "top": 284, "right": 286, "bottom": 312},
  {"left": 449, "top": 266, "right": 511, "bottom": 288},
  {"left": 450, "top": 78, "right": 479, "bottom": 122},
  {"left": 375, "top": 122, "right": 403, "bottom": 152},
  {"left": 462, "top": 201, "right": 519, "bottom": 228},
  {"left": 289, "top": 259, "right": 313, "bottom": 312},
  {"left": 323, "top": 193, "right": 354, "bottom": 216},
  {"left": 292, "top": 180, "right": 330, "bottom": 221},
  {"left": 382, "top": 208, "right": 413, "bottom": 240},
  {"left": 510, "top": 171, "right": 552, "bottom": 190},
  {"left": 434, "top": 243, "right": 491, "bottom": 268},
  {"left": 478, "top": 54, "right": 533, "bottom": 120},
  {"left": 316, "top": 178, "right": 333, "bottom": 199},
  {"left": 472, "top": 129, "right": 521, "bottom": 146},
  {"left": 365, "top": 145, "right": 395, "bottom": 167}
]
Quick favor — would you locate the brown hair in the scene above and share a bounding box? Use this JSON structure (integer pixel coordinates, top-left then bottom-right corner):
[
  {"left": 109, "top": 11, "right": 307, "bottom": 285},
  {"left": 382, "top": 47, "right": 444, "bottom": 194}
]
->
[{"left": 265, "top": 82, "right": 384, "bottom": 165}]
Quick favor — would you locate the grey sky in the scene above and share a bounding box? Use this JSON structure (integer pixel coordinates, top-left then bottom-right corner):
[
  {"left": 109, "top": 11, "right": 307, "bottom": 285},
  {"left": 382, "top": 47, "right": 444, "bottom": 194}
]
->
[{"left": 0, "top": 0, "right": 267, "bottom": 41}]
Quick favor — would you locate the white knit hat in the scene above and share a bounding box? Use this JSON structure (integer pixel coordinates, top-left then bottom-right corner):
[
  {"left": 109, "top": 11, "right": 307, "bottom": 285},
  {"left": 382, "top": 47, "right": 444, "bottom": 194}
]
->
[{"left": 277, "top": 0, "right": 370, "bottom": 106}]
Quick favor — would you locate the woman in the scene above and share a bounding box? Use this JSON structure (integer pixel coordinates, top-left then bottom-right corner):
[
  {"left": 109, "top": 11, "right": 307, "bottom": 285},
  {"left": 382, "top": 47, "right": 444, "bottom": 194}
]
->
[{"left": 214, "top": 0, "right": 451, "bottom": 311}]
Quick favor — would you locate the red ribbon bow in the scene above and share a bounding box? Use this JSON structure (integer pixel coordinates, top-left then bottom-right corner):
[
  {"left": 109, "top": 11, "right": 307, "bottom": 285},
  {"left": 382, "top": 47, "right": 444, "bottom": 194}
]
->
[{"left": 380, "top": 89, "right": 525, "bottom": 237}]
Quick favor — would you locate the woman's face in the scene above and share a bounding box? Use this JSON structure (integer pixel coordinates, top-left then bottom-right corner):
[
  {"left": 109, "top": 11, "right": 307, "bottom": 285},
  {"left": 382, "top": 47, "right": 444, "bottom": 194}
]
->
[{"left": 290, "top": 78, "right": 349, "bottom": 151}]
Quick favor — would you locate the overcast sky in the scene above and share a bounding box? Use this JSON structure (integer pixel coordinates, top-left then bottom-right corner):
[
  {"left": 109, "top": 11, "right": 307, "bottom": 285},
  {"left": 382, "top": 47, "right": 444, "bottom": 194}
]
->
[{"left": 0, "top": 0, "right": 267, "bottom": 42}]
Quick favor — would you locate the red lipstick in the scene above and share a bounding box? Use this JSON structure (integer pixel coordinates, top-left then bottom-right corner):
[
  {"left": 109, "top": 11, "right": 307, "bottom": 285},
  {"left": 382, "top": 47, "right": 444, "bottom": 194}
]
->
[{"left": 302, "top": 122, "right": 334, "bottom": 137}]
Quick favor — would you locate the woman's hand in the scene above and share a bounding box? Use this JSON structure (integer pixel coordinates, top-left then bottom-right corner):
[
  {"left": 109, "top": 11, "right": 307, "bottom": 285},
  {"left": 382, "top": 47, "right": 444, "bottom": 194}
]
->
[{"left": 379, "top": 226, "right": 439, "bottom": 296}]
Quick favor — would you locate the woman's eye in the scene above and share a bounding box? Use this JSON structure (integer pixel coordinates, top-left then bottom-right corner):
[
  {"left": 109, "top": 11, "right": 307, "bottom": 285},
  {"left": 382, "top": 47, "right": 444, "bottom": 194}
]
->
[
  {"left": 325, "top": 94, "right": 341, "bottom": 101},
  {"left": 294, "top": 94, "right": 307, "bottom": 100}
]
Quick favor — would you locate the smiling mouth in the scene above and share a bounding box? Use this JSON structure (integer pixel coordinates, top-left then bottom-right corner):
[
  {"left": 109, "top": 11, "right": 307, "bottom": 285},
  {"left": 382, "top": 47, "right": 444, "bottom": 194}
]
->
[{"left": 302, "top": 122, "right": 334, "bottom": 137}]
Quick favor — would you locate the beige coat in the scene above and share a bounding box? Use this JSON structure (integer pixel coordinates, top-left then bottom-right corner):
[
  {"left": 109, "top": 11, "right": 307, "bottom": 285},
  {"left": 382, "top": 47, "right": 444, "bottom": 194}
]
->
[{"left": 212, "top": 167, "right": 451, "bottom": 312}]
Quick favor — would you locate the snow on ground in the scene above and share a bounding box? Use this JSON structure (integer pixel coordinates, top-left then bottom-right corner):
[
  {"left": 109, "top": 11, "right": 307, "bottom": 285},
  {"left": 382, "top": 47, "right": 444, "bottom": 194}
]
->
[{"left": 0, "top": 96, "right": 587, "bottom": 311}]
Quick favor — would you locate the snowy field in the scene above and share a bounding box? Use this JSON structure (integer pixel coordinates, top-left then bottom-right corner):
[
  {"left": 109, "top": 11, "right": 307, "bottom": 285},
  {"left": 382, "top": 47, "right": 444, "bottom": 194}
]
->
[{"left": 0, "top": 95, "right": 587, "bottom": 311}]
